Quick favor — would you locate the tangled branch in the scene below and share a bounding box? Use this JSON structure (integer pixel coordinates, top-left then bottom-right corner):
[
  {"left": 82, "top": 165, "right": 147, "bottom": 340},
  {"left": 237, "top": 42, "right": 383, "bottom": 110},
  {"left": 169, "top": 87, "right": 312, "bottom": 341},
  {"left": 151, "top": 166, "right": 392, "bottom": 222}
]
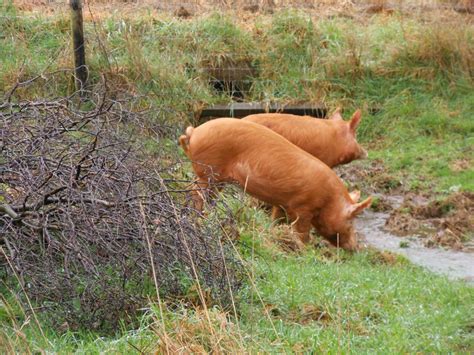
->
[{"left": 0, "top": 87, "right": 242, "bottom": 333}]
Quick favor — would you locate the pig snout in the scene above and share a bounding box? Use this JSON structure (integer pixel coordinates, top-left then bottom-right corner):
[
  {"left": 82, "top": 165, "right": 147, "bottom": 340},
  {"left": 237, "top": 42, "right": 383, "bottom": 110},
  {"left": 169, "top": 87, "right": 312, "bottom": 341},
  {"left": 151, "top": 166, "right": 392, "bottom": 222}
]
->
[
  {"left": 338, "top": 238, "right": 359, "bottom": 252},
  {"left": 343, "top": 241, "right": 360, "bottom": 252},
  {"left": 325, "top": 233, "right": 359, "bottom": 252}
]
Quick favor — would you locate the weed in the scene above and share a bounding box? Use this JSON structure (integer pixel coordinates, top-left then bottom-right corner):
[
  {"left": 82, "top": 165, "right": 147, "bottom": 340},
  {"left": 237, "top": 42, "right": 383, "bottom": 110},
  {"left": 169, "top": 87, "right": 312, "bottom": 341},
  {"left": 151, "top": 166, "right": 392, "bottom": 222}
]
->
[{"left": 399, "top": 241, "right": 410, "bottom": 248}]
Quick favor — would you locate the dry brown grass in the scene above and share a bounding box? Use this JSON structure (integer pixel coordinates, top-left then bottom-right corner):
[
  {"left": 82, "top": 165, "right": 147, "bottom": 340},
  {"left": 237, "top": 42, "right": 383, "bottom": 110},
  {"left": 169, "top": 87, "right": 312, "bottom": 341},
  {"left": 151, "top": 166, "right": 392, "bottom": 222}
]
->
[
  {"left": 154, "top": 307, "right": 245, "bottom": 354},
  {"left": 267, "top": 224, "right": 310, "bottom": 253},
  {"left": 388, "top": 21, "right": 474, "bottom": 78},
  {"left": 11, "top": 0, "right": 472, "bottom": 18}
]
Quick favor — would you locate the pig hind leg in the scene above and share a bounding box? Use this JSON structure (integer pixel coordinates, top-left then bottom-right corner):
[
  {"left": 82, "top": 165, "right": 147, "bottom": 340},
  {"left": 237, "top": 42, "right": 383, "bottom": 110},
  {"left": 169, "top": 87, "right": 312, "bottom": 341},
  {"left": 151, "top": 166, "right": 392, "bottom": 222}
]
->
[{"left": 190, "top": 178, "right": 221, "bottom": 212}]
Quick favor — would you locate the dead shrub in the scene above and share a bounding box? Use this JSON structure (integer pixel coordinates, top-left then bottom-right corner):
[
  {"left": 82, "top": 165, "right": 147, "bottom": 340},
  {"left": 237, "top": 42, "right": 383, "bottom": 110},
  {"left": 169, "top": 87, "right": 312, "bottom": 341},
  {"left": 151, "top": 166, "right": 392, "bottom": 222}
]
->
[{"left": 0, "top": 82, "right": 242, "bottom": 333}]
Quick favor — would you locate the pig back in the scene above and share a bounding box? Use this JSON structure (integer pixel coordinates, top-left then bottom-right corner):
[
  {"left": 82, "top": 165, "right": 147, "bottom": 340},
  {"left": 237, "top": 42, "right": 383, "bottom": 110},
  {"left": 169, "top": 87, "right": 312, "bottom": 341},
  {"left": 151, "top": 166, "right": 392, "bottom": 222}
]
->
[
  {"left": 188, "top": 118, "right": 343, "bottom": 208},
  {"left": 243, "top": 114, "right": 337, "bottom": 166}
]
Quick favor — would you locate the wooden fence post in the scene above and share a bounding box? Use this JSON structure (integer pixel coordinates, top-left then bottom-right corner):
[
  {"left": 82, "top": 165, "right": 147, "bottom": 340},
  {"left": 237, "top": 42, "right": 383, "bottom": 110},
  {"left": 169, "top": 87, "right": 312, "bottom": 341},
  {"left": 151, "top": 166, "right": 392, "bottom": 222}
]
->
[{"left": 70, "top": 0, "right": 87, "bottom": 95}]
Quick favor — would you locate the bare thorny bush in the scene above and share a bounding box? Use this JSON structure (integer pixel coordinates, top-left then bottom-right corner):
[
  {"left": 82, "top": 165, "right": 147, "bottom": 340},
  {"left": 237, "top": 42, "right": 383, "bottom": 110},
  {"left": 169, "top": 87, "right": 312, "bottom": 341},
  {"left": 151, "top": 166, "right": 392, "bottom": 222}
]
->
[{"left": 0, "top": 82, "right": 242, "bottom": 333}]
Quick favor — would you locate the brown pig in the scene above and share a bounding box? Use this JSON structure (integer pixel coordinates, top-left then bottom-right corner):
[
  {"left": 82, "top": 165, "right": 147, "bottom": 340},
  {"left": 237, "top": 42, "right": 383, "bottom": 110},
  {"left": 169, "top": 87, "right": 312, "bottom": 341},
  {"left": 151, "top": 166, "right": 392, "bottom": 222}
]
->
[
  {"left": 242, "top": 108, "right": 367, "bottom": 168},
  {"left": 243, "top": 108, "right": 368, "bottom": 220},
  {"left": 179, "top": 118, "right": 372, "bottom": 250}
]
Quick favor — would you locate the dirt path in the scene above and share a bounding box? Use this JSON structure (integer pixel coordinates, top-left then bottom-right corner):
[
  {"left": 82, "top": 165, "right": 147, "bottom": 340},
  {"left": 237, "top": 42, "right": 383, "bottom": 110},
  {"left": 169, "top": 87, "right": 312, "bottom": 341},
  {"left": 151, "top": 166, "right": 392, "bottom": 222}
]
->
[{"left": 356, "top": 210, "right": 474, "bottom": 284}]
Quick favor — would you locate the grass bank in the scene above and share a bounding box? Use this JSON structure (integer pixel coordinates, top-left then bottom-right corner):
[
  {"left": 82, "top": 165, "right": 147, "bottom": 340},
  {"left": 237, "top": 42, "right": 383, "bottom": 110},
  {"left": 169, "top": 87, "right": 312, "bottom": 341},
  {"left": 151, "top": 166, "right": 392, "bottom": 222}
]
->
[{"left": 1, "top": 6, "right": 472, "bottom": 193}]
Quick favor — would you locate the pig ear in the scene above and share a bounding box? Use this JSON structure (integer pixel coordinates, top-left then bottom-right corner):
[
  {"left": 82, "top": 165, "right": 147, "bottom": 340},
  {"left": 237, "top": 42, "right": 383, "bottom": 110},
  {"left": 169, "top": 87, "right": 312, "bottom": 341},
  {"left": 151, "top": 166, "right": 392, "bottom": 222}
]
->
[
  {"left": 349, "top": 190, "right": 361, "bottom": 203},
  {"left": 329, "top": 107, "right": 343, "bottom": 120},
  {"left": 348, "top": 196, "right": 372, "bottom": 218},
  {"left": 349, "top": 110, "right": 362, "bottom": 132}
]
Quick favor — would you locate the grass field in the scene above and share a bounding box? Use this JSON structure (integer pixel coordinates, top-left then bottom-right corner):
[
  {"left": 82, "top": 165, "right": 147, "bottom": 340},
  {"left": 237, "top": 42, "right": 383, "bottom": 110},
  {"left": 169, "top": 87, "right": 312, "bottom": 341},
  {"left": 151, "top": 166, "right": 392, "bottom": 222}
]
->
[
  {"left": 2, "top": 219, "right": 473, "bottom": 352},
  {"left": 1, "top": 1, "right": 473, "bottom": 352},
  {"left": 2, "top": 3, "right": 472, "bottom": 192}
]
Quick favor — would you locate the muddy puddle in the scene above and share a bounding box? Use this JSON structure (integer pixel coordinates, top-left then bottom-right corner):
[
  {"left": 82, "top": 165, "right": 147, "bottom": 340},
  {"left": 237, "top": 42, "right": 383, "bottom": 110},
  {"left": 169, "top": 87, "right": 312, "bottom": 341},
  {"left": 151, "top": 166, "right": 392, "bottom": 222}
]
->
[
  {"left": 337, "top": 161, "right": 473, "bottom": 283},
  {"left": 356, "top": 210, "right": 474, "bottom": 283}
]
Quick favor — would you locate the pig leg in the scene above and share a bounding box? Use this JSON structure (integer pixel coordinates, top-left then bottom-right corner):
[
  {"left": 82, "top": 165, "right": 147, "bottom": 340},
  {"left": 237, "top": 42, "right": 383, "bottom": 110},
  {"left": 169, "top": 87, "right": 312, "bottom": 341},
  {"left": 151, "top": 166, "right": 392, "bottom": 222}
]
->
[
  {"left": 288, "top": 210, "right": 312, "bottom": 244},
  {"left": 190, "top": 179, "right": 207, "bottom": 212},
  {"left": 190, "top": 178, "right": 215, "bottom": 211},
  {"left": 190, "top": 178, "right": 224, "bottom": 212},
  {"left": 271, "top": 205, "right": 289, "bottom": 223},
  {"left": 311, "top": 216, "right": 334, "bottom": 246}
]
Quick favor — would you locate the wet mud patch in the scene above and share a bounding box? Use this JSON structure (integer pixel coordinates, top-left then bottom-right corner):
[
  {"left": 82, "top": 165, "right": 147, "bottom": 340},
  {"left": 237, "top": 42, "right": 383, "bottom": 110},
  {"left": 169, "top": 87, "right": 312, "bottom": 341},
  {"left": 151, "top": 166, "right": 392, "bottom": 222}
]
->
[
  {"left": 385, "top": 192, "right": 474, "bottom": 251},
  {"left": 356, "top": 210, "right": 474, "bottom": 282},
  {"left": 337, "top": 160, "right": 473, "bottom": 252},
  {"left": 336, "top": 159, "right": 404, "bottom": 194},
  {"left": 370, "top": 195, "right": 395, "bottom": 212}
]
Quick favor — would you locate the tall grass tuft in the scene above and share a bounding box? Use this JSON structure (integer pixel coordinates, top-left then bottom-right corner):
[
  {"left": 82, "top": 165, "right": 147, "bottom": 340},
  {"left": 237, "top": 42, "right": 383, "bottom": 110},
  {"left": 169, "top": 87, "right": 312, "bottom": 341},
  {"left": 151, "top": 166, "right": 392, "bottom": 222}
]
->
[
  {"left": 388, "top": 22, "right": 474, "bottom": 79},
  {"left": 153, "top": 305, "right": 245, "bottom": 353}
]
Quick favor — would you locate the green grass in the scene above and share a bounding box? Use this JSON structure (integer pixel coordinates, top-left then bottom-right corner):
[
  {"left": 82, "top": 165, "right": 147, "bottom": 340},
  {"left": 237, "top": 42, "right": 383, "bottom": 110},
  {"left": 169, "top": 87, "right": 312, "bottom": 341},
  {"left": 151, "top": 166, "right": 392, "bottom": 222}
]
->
[
  {"left": 238, "top": 249, "right": 473, "bottom": 352},
  {"left": 233, "top": 199, "right": 474, "bottom": 352},
  {"left": 1, "top": 5, "right": 473, "bottom": 353},
  {"left": 1, "top": 7, "right": 472, "bottom": 191},
  {"left": 2, "top": 209, "right": 473, "bottom": 352},
  {"left": 1, "top": 192, "right": 473, "bottom": 353},
  {"left": 359, "top": 85, "right": 474, "bottom": 192},
  {"left": 4, "top": 193, "right": 474, "bottom": 354}
]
